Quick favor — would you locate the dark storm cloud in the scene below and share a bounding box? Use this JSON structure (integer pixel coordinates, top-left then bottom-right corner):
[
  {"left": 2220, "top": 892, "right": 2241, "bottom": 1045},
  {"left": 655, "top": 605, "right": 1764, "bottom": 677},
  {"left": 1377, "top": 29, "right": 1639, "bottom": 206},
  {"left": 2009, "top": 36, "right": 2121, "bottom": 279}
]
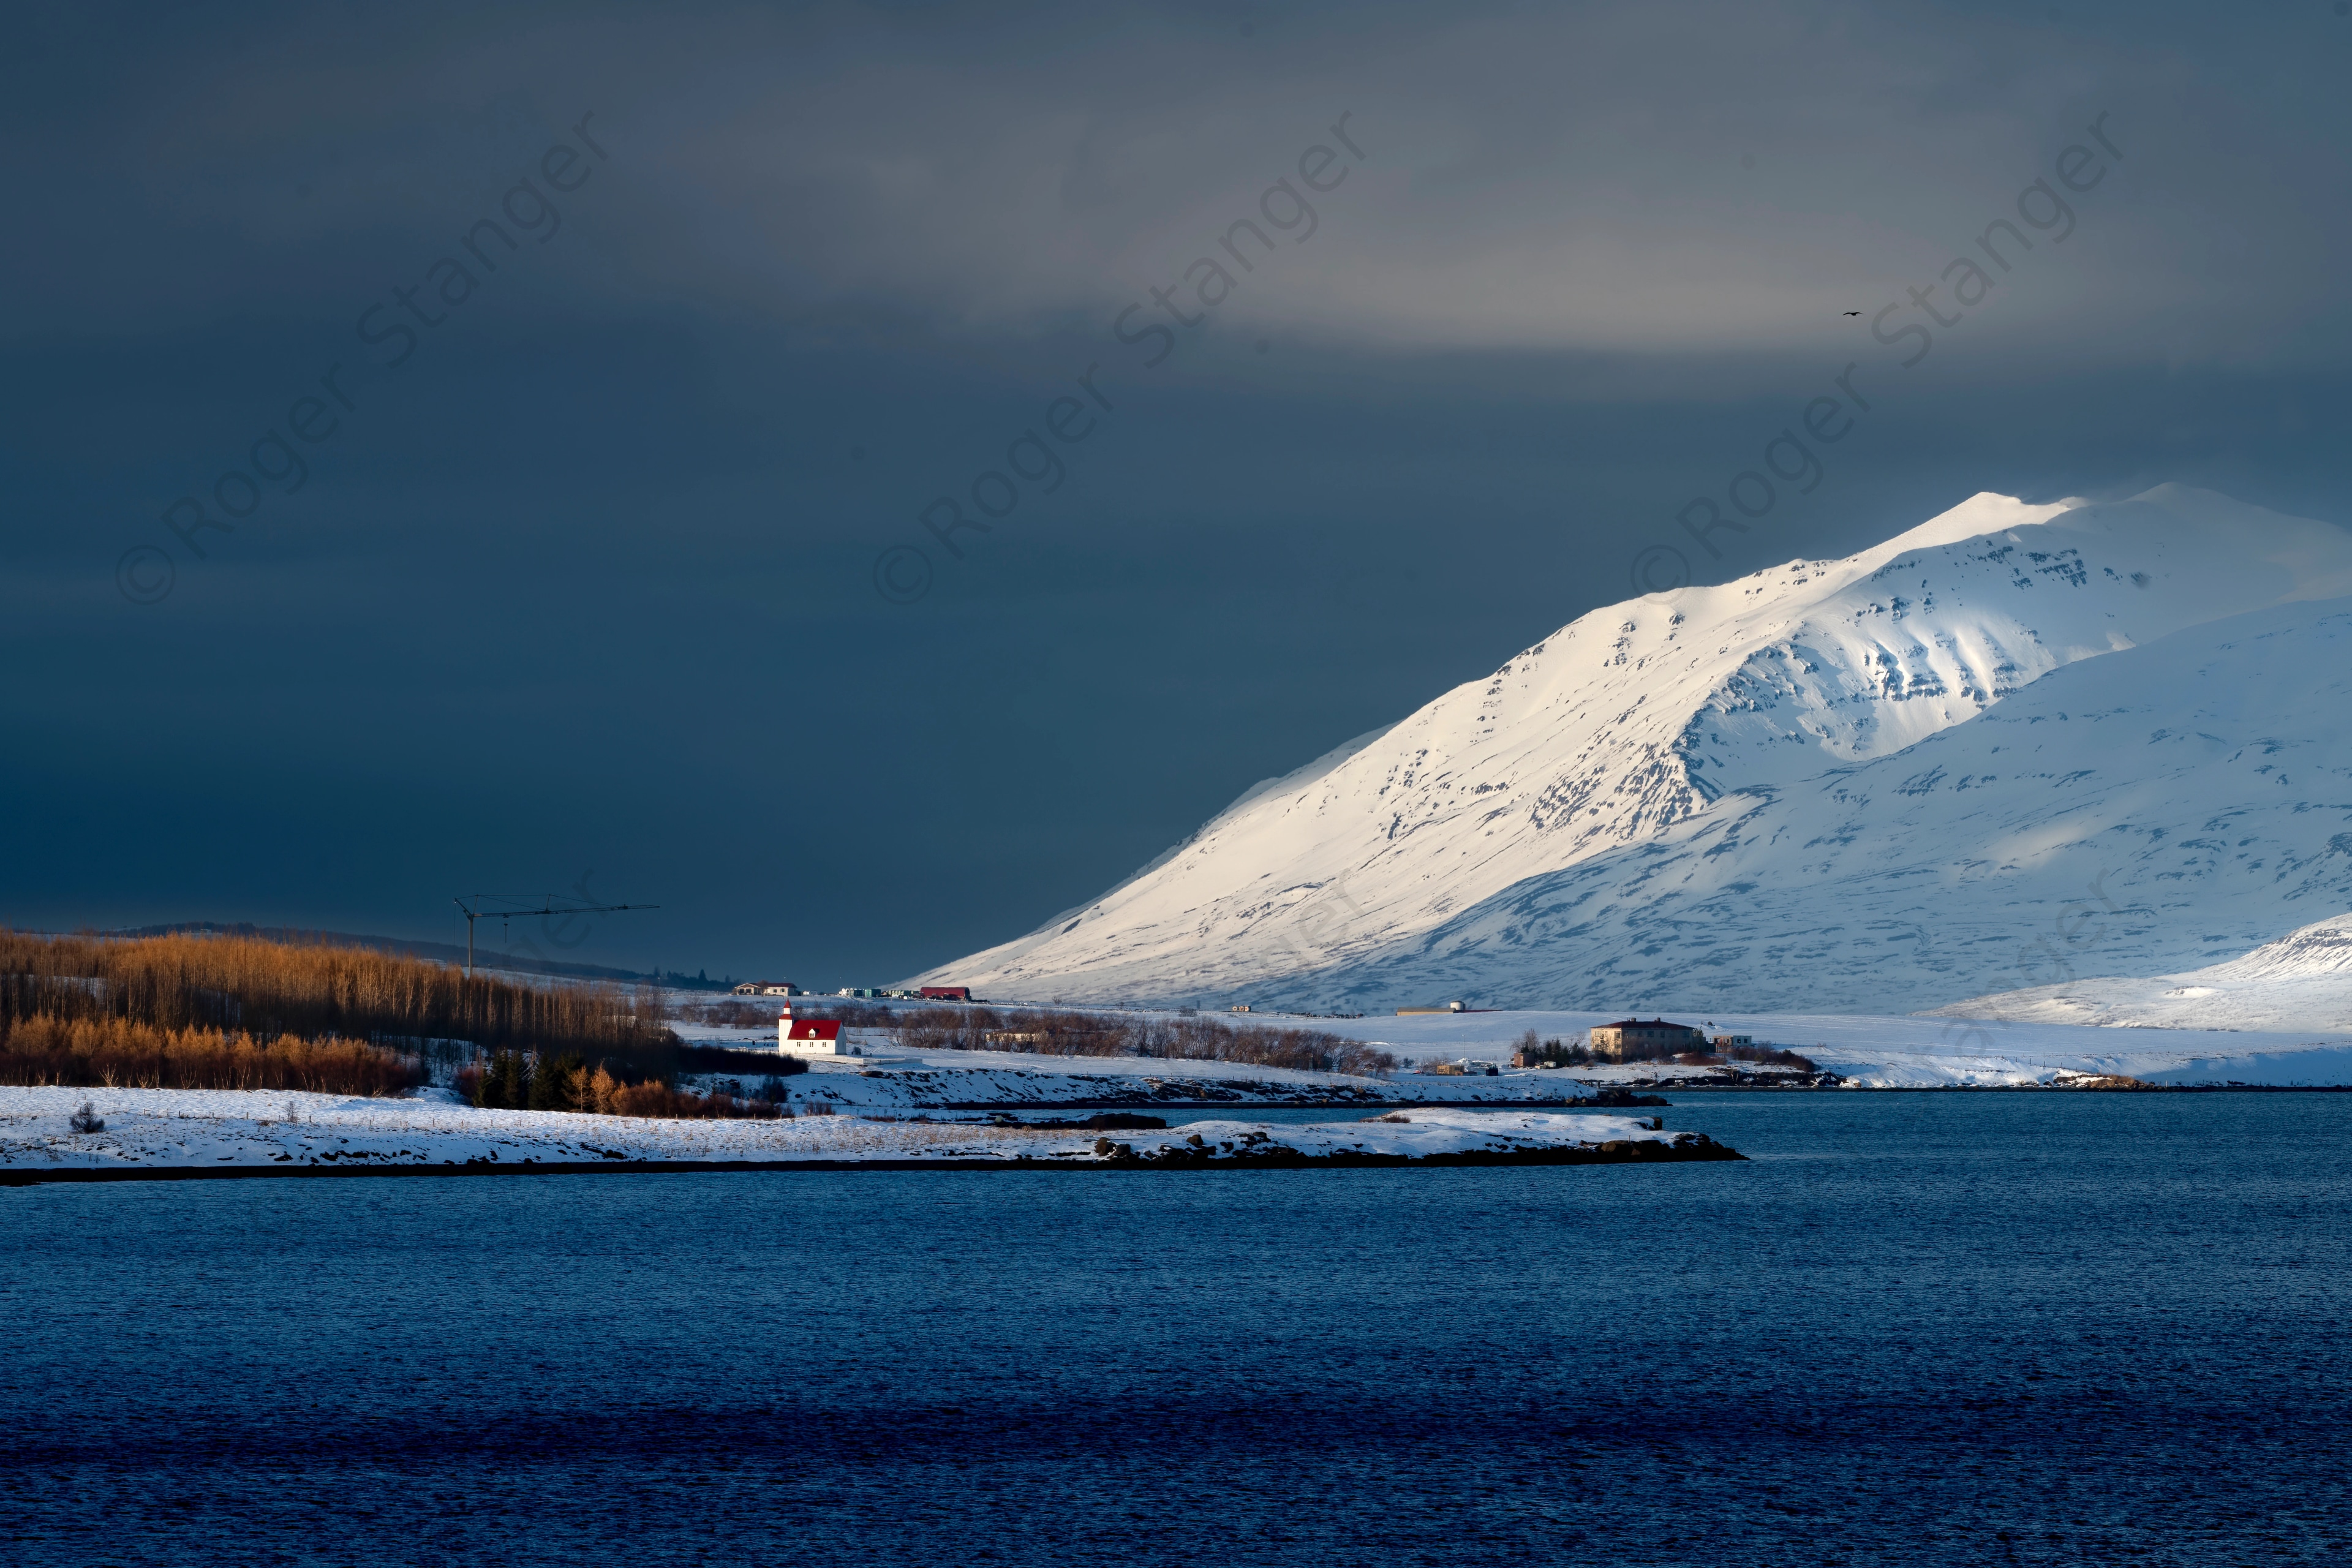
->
[
  {"left": 4, "top": 0, "right": 2351, "bottom": 982},
  {"left": 15, "top": 2, "right": 2352, "bottom": 359}
]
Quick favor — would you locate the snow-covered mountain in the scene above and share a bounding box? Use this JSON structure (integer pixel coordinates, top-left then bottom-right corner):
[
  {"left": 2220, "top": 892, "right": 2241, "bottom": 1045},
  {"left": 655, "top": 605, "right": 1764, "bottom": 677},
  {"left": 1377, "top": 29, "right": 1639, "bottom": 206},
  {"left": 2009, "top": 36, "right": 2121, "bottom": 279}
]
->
[
  {"left": 1309, "top": 594, "right": 2352, "bottom": 1013},
  {"left": 1929, "top": 913, "right": 2352, "bottom": 1033},
  {"left": 915, "top": 485, "right": 2352, "bottom": 1011}
]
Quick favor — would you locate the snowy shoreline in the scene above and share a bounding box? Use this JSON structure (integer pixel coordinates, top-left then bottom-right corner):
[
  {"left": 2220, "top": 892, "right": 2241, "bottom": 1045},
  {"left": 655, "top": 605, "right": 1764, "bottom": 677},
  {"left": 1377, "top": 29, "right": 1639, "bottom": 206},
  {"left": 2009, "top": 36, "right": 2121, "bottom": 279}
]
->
[
  {"left": 0, "top": 1087, "right": 1736, "bottom": 1184},
  {"left": 673, "top": 1011, "right": 2352, "bottom": 1093},
  {"left": 1200, "top": 1012, "right": 2352, "bottom": 1088}
]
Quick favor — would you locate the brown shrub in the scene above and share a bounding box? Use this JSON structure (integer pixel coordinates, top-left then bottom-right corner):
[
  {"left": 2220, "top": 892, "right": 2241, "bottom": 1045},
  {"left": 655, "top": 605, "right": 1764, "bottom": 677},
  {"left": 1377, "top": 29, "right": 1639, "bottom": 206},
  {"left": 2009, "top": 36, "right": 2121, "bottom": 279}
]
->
[
  {"left": 599, "top": 1077, "right": 784, "bottom": 1120},
  {"left": 1726, "top": 1044, "right": 1818, "bottom": 1072}
]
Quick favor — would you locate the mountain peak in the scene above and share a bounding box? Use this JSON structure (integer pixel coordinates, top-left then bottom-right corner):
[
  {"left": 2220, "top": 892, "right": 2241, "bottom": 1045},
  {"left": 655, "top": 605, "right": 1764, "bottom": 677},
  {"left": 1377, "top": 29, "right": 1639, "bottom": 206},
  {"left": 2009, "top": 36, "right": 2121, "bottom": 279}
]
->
[{"left": 918, "top": 485, "right": 2352, "bottom": 1008}]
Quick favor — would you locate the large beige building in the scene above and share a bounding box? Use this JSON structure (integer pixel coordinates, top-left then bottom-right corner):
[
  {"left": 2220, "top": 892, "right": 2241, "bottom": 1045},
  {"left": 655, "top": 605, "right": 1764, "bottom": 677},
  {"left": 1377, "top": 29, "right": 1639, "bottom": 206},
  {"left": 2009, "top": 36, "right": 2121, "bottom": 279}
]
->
[{"left": 1586, "top": 1018, "right": 1708, "bottom": 1061}]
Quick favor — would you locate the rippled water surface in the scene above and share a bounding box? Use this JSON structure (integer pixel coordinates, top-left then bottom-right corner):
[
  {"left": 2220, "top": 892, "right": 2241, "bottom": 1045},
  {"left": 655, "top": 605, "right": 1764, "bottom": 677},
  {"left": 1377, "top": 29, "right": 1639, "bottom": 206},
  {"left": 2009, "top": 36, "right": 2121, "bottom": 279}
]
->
[{"left": 5, "top": 1092, "right": 2348, "bottom": 1566}]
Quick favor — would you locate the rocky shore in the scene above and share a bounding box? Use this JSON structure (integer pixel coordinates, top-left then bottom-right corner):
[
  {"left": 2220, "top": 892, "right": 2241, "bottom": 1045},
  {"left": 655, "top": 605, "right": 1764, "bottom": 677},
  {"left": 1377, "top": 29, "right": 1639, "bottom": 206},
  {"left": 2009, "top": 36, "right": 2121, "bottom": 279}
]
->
[{"left": 0, "top": 1090, "right": 1744, "bottom": 1183}]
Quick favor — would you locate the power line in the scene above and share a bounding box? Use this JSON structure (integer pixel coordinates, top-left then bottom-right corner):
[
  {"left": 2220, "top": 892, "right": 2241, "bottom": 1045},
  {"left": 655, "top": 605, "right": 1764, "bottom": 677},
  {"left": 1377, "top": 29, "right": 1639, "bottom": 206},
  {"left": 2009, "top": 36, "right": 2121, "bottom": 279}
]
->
[{"left": 451, "top": 893, "right": 658, "bottom": 978}]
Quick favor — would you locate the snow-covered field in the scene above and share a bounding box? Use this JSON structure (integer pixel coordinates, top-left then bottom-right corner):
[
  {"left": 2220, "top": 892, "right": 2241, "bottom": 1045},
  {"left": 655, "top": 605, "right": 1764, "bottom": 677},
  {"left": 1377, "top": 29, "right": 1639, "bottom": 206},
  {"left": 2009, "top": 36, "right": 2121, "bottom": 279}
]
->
[
  {"left": 0, "top": 1087, "right": 1695, "bottom": 1179},
  {"left": 1932, "top": 911, "right": 2352, "bottom": 1035},
  {"left": 678, "top": 1006, "right": 2352, "bottom": 1090},
  {"left": 1290, "top": 1008, "right": 2352, "bottom": 1087},
  {"left": 668, "top": 1031, "right": 1595, "bottom": 1107}
]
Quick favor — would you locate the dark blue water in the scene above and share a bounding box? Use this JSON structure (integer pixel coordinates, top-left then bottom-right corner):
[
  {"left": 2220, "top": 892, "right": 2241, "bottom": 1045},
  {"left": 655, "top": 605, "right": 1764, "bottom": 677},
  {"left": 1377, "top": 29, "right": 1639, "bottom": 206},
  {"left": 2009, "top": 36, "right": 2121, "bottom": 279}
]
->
[
  {"left": 992, "top": 1105, "right": 1585, "bottom": 1128},
  {"left": 4, "top": 1093, "right": 2348, "bottom": 1566}
]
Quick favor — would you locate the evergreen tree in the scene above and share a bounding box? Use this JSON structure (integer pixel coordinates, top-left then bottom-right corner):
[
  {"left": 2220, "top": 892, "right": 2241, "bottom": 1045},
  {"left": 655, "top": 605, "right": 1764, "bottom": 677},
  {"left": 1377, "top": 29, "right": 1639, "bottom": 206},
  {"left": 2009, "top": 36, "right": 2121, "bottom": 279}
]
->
[
  {"left": 475, "top": 1050, "right": 529, "bottom": 1109},
  {"left": 530, "top": 1052, "right": 584, "bottom": 1112}
]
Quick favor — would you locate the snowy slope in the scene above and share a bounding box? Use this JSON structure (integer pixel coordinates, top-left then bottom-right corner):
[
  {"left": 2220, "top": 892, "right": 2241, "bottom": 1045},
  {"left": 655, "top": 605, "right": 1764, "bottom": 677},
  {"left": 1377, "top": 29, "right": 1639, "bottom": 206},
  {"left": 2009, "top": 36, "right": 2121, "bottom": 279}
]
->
[
  {"left": 1270, "top": 595, "right": 2352, "bottom": 1013},
  {"left": 918, "top": 485, "right": 2352, "bottom": 1008},
  {"left": 1929, "top": 912, "right": 2352, "bottom": 1032}
]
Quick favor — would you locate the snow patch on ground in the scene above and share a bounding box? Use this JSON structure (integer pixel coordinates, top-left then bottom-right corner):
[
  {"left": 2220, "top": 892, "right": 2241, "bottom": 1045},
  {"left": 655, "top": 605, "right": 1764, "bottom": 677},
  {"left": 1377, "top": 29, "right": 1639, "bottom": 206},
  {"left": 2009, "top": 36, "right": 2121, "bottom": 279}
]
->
[
  {"left": 1930, "top": 912, "right": 2352, "bottom": 1033},
  {"left": 0, "top": 1088, "right": 1675, "bottom": 1175},
  {"left": 673, "top": 1033, "right": 1598, "bottom": 1106},
  {"left": 683, "top": 1006, "right": 2352, "bottom": 1090},
  {"left": 1288, "top": 1008, "right": 2352, "bottom": 1086}
]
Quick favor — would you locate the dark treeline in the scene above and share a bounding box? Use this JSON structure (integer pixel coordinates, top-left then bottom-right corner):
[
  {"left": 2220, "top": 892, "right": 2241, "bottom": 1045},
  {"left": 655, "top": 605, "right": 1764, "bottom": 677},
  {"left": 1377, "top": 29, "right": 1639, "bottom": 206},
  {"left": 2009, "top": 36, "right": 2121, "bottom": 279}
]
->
[
  {"left": 462, "top": 1052, "right": 798, "bottom": 1118},
  {"left": 886, "top": 1006, "right": 1398, "bottom": 1077},
  {"left": 1517, "top": 1030, "right": 1817, "bottom": 1072},
  {"left": 676, "top": 1042, "right": 813, "bottom": 1076}
]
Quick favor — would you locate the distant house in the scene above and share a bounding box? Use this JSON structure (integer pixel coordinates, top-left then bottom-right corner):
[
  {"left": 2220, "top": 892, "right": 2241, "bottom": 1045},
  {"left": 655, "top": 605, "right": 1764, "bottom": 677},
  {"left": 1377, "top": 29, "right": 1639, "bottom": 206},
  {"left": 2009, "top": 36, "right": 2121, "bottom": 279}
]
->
[
  {"left": 1710, "top": 1033, "right": 1754, "bottom": 1050},
  {"left": 779, "top": 1008, "right": 848, "bottom": 1058},
  {"left": 733, "top": 980, "right": 797, "bottom": 996},
  {"left": 1587, "top": 1017, "right": 1709, "bottom": 1061},
  {"left": 919, "top": 986, "right": 972, "bottom": 1001}
]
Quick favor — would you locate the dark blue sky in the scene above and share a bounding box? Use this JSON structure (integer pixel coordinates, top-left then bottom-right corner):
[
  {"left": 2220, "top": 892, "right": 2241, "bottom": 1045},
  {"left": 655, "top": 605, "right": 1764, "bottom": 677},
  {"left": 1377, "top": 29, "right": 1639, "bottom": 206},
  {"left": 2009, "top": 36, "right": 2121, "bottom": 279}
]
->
[{"left": 7, "top": 1, "right": 2352, "bottom": 984}]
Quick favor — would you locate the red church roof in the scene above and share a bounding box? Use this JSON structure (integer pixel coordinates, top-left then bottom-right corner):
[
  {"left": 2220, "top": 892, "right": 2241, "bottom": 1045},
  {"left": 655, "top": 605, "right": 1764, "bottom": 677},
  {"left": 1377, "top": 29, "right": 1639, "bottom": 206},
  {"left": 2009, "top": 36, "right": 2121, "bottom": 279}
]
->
[{"left": 782, "top": 1019, "right": 842, "bottom": 1042}]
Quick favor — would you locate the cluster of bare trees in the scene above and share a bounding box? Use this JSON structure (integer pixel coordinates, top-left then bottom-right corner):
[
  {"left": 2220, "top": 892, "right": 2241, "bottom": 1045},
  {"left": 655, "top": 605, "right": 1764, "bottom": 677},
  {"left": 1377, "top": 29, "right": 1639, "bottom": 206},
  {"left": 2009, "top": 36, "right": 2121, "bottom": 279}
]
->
[
  {"left": 1515, "top": 1028, "right": 1817, "bottom": 1072},
  {"left": 1514, "top": 1031, "right": 1592, "bottom": 1066},
  {"left": 0, "top": 1013, "right": 425, "bottom": 1095},
  {"left": 883, "top": 1005, "right": 1398, "bottom": 1077},
  {"left": 1, "top": 929, "right": 674, "bottom": 1063}
]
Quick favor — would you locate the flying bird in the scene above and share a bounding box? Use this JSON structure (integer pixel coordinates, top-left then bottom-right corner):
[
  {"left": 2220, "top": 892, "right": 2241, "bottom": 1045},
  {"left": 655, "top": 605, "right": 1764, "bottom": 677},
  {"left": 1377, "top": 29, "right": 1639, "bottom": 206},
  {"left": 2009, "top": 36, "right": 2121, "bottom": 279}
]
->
[{"left": 1842, "top": 311, "right": 1861, "bottom": 316}]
